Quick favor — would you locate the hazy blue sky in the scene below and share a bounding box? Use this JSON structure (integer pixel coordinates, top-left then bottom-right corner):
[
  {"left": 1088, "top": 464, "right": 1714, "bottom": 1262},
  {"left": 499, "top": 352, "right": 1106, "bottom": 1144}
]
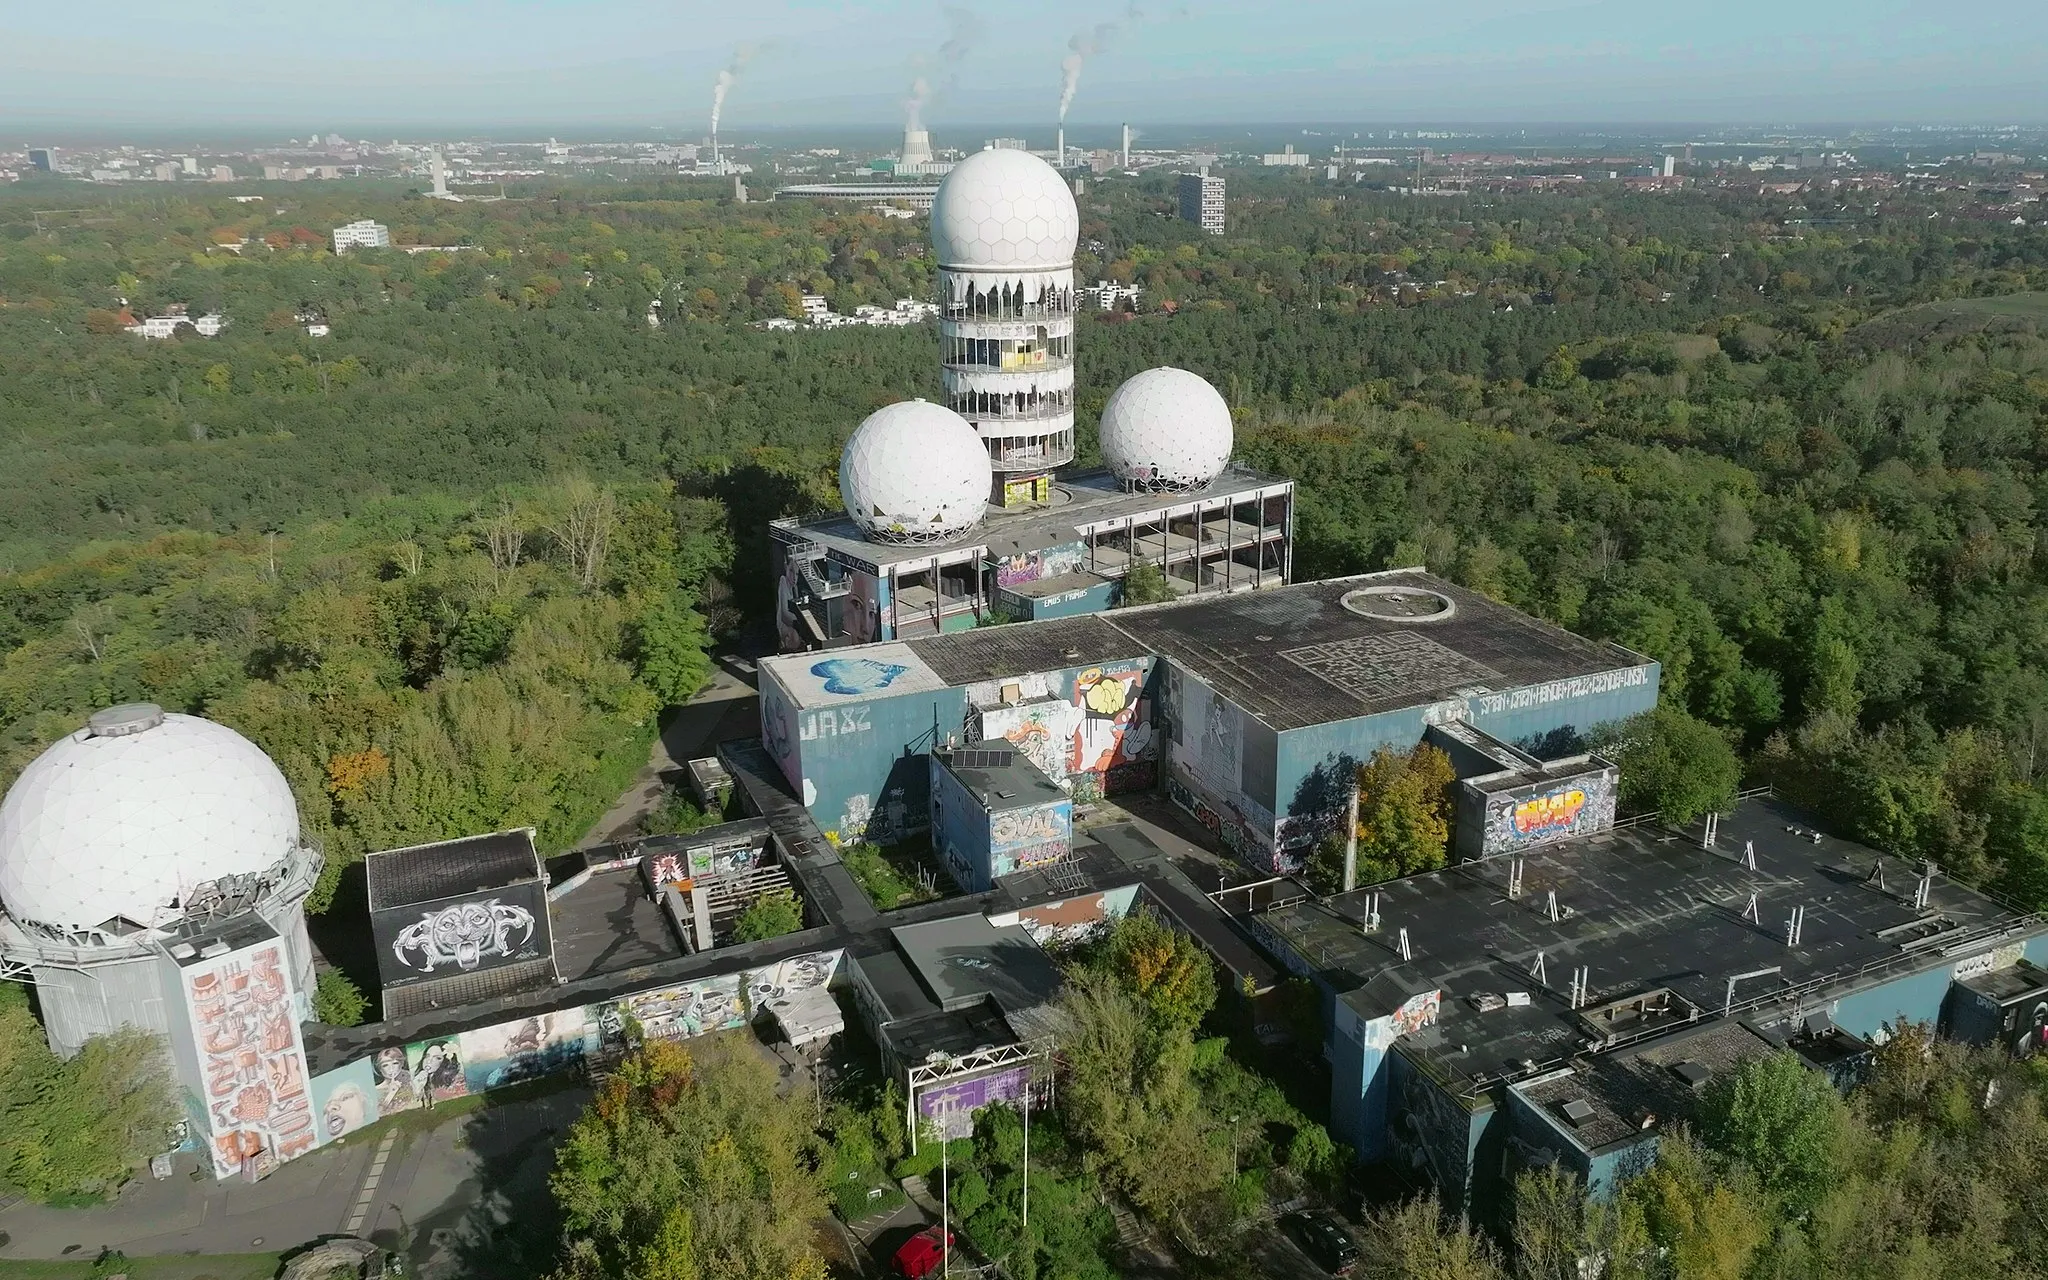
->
[{"left": 4, "top": 0, "right": 2043, "bottom": 132}]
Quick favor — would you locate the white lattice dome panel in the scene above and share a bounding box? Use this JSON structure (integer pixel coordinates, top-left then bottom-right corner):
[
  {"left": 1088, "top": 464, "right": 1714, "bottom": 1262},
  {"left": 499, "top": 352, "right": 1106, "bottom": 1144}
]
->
[
  {"left": 839, "top": 400, "right": 992, "bottom": 543},
  {"left": 0, "top": 706, "right": 302, "bottom": 933},
  {"left": 932, "top": 149, "right": 1080, "bottom": 270},
  {"left": 1099, "top": 367, "right": 1235, "bottom": 492}
]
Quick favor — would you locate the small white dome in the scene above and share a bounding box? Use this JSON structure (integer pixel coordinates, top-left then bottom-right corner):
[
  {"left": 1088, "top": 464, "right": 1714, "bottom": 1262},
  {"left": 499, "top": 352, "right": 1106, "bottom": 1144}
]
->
[
  {"left": 1099, "top": 367, "right": 1235, "bottom": 493},
  {"left": 931, "top": 149, "right": 1079, "bottom": 270},
  {"left": 840, "top": 400, "right": 992, "bottom": 543},
  {"left": 0, "top": 706, "right": 302, "bottom": 933}
]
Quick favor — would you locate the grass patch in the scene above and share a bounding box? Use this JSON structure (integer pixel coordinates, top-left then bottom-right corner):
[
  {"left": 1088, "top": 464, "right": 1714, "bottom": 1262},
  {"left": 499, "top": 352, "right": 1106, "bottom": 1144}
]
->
[
  {"left": 839, "top": 839, "right": 947, "bottom": 910},
  {"left": 0, "top": 1254, "right": 283, "bottom": 1280},
  {"left": 1849, "top": 291, "right": 2048, "bottom": 348}
]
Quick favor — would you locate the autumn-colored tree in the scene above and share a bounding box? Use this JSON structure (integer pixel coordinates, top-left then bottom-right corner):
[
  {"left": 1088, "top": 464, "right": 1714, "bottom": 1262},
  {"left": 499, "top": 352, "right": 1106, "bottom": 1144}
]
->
[
  {"left": 549, "top": 1035, "right": 827, "bottom": 1280},
  {"left": 1627, "top": 1132, "right": 1768, "bottom": 1280},
  {"left": 326, "top": 747, "right": 391, "bottom": 802},
  {"left": 1089, "top": 909, "right": 1217, "bottom": 1035},
  {"left": 1351, "top": 743, "right": 1457, "bottom": 883}
]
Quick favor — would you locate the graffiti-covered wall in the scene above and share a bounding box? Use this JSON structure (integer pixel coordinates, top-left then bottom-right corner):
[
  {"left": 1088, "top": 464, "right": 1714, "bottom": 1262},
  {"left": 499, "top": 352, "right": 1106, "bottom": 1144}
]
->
[
  {"left": 761, "top": 648, "right": 964, "bottom": 846},
  {"left": 993, "top": 541, "right": 1086, "bottom": 591},
  {"left": 1274, "top": 664, "right": 1659, "bottom": 874},
  {"left": 991, "top": 883, "right": 1142, "bottom": 949},
  {"left": 1457, "top": 763, "right": 1619, "bottom": 861},
  {"left": 305, "top": 948, "right": 848, "bottom": 1168},
  {"left": 177, "top": 938, "right": 318, "bottom": 1178},
  {"left": 967, "top": 658, "right": 1158, "bottom": 802},
  {"left": 370, "top": 878, "right": 553, "bottom": 993},
  {"left": 1161, "top": 663, "right": 1285, "bottom": 869}
]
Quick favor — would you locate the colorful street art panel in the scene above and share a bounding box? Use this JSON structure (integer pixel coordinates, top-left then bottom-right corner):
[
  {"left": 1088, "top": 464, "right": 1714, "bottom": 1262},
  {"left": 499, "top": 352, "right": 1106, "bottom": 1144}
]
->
[
  {"left": 918, "top": 1065, "right": 1030, "bottom": 1139},
  {"left": 181, "top": 939, "right": 318, "bottom": 1178},
  {"left": 370, "top": 1044, "right": 423, "bottom": 1114},
  {"left": 609, "top": 971, "right": 749, "bottom": 1045},
  {"left": 1390, "top": 989, "right": 1443, "bottom": 1038},
  {"left": 1004, "top": 883, "right": 1141, "bottom": 948},
  {"left": 644, "top": 836, "right": 767, "bottom": 891},
  {"left": 990, "top": 803, "right": 1073, "bottom": 856},
  {"left": 311, "top": 1057, "right": 379, "bottom": 1145},
  {"left": 458, "top": 1008, "right": 589, "bottom": 1094},
  {"left": 978, "top": 697, "right": 1080, "bottom": 790},
  {"left": 1481, "top": 768, "right": 1618, "bottom": 856},
  {"left": 993, "top": 542, "right": 1085, "bottom": 589},
  {"left": 1068, "top": 663, "right": 1156, "bottom": 796},
  {"left": 407, "top": 1036, "right": 471, "bottom": 1104}
]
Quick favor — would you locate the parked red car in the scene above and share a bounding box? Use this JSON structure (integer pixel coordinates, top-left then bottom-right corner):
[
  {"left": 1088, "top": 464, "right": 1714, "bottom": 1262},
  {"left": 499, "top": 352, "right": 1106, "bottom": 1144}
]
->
[{"left": 892, "top": 1225, "right": 954, "bottom": 1279}]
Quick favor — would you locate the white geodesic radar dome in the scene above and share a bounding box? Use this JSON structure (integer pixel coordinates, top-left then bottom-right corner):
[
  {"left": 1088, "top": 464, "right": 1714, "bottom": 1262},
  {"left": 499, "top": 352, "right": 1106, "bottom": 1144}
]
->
[
  {"left": 931, "top": 148, "right": 1080, "bottom": 270},
  {"left": 0, "top": 705, "right": 302, "bottom": 934},
  {"left": 1099, "top": 367, "right": 1235, "bottom": 492},
  {"left": 839, "top": 400, "right": 992, "bottom": 543}
]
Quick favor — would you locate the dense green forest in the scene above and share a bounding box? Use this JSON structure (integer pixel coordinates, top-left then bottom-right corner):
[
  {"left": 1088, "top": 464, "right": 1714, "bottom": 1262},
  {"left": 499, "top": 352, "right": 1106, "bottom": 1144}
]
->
[{"left": 3, "top": 175, "right": 2048, "bottom": 910}]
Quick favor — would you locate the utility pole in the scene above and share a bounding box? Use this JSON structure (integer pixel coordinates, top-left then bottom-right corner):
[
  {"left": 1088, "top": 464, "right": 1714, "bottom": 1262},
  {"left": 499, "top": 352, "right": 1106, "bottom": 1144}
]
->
[
  {"left": 1021, "top": 1072, "right": 1031, "bottom": 1235},
  {"left": 941, "top": 1106, "right": 950, "bottom": 1278},
  {"left": 1342, "top": 777, "right": 1360, "bottom": 892}
]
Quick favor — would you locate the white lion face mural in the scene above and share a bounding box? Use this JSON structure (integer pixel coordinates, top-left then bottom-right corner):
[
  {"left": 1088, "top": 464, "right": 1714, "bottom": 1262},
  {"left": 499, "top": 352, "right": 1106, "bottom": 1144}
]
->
[{"left": 392, "top": 898, "right": 535, "bottom": 974}]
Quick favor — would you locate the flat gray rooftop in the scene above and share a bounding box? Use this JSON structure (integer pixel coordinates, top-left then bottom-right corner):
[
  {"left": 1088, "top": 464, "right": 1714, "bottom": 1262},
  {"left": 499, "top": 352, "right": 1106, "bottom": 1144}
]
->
[
  {"left": 764, "top": 569, "right": 1648, "bottom": 733},
  {"left": 780, "top": 464, "right": 1293, "bottom": 573},
  {"left": 550, "top": 868, "right": 680, "bottom": 981},
  {"left": 1107, "top": 570, "right": 1649, "bottom": 732},
  {"left": 934, "top": 744, "right": 1067, "bottom": 812},
  {"left": 892, "top": 913, "right": 1064, "bottom": 1015},
  {"left": 1516, "top": 1018, "right": 1780, "bottom": 1153},
  {"left": 1253, "top": 796, "right": 2036, "bottom": 1099}
]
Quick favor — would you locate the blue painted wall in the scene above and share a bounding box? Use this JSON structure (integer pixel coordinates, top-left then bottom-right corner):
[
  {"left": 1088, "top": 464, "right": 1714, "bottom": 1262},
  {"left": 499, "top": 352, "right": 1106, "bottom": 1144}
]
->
[
  {"left": 762, "top": 668, "right": 965, "bottom": 847},
  {"left": 1829, "top": 965, "right": 1956, "bottom": 1040},
  {"left": 1388, "top": 1050, "right": 1492, "bottom": 1213},
  {"left": 929, "top": 756, "right": 992, "bottom": 891}
]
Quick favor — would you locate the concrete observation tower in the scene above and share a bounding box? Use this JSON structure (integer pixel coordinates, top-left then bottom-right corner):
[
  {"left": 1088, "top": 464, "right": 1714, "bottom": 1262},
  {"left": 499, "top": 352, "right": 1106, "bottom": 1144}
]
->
[{"left": 930, "top": 148, "right": 1081, "bottom": 507}]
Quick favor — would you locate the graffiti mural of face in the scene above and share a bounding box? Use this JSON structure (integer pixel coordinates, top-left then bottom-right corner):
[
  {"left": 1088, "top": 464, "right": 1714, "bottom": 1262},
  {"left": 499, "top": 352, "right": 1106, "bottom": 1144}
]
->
[{"left": 324, "top": 1083, "right": 369, "bottom": 1139}]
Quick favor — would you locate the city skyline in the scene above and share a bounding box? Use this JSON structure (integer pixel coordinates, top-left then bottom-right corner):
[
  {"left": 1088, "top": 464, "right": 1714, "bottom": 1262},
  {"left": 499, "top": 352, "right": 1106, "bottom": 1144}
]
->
[{"left": 3, "top": 0, "right": 2045, "bottom": 131}]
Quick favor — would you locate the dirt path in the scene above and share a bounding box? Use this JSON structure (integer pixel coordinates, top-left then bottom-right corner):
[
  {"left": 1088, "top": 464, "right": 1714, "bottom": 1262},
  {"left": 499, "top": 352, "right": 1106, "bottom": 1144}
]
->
[{"left": 576, "top": 668, "right": 760, "bottom": 849}]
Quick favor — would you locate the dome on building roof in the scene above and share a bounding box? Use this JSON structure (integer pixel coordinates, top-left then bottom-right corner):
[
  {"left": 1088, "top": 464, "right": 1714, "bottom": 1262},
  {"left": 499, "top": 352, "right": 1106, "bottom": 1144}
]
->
[
  {"left": 930, "top": 148, "right": 1079, "bottom": 270},
  {"left": 1098, "top": 367, "right": 1235, "bottom": 493},
  {"left": 839, "top": 400, "right": 992, "bottom": 543},
  {"left": 0, "top": 706, "right": 302, "bottom": 934}
]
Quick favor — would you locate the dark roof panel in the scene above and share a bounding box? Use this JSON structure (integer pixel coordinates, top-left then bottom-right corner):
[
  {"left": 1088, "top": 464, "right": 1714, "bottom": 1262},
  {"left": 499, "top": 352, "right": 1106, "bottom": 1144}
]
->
[{"left": 366, "top": 829, "right": 543, "bottom": 910}]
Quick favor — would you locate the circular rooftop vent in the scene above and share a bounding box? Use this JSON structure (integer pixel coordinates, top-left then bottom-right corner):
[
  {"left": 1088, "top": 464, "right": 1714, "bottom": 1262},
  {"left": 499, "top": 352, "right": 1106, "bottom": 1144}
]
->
[
  {"left": 87, "top": 702, "right": 167, "bottom": 738},
  {"left": 1342, "top": 585, "right": 1457, "bottom": 622}
]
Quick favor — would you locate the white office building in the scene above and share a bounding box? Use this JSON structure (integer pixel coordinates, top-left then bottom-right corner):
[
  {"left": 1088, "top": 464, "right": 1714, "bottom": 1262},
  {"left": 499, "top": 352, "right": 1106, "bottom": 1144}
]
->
[{"left": 332, "top": 219, "right": 391, "bottom": 252}]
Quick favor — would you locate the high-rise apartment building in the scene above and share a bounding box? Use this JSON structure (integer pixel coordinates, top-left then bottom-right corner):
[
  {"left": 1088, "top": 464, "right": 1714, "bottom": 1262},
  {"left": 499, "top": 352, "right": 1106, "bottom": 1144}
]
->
[{"left": 1178, "top": 169, "right": 1225, "bottom": 236}]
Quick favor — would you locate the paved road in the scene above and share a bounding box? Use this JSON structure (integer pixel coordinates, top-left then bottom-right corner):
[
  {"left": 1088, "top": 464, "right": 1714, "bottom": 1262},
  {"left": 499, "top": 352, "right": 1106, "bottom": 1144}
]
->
[{"left": 0, "top": 1084, "right": 588, "bottom": 1277}]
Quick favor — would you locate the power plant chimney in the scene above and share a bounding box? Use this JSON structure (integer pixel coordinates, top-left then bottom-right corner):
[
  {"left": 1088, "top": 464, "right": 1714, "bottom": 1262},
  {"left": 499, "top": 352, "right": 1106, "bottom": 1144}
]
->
[
  {"left": 1121, "top": 123, "right": 1130, "bottom": 169},
  {"left": 1057, "top": 126, "right": 1065, "bottom": 169}
]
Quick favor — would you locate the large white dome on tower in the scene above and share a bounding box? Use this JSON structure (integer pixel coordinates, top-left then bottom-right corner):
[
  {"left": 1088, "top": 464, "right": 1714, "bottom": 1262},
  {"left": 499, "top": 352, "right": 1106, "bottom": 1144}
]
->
[
  {"left": 840, "top": 400, "right": 993, "bottom": 543},
  {"left": 1099, "top": 367, "right": 1235, "bottom": 493},
  {"left": 931, "top": 148, "right": 1079, "bottom": 270},
  {"left": 0, "top": 705, "right": 302, "bottom": 934}
]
